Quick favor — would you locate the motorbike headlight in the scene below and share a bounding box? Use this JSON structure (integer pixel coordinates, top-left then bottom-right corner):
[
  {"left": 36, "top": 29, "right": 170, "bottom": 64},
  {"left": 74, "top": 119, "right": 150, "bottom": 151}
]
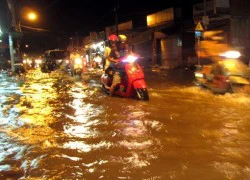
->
[
  {"left": 74, "top": 58, "right": 82, "bottom": 65},
  {"left": 220, "top": 51, "right": 241, "bottom": 59},
  {"left": 122, "top": 55, "right": 138, "bottom": 63},
  {"left": 195, "top": 72, "right": 204, "bottom": 78}
]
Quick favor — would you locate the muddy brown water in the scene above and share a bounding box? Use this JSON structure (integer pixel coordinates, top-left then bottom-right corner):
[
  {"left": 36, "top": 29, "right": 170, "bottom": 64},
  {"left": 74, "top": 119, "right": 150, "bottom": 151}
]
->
[{"left": 0, "top": 68, "right": 250, "bottom": 179}]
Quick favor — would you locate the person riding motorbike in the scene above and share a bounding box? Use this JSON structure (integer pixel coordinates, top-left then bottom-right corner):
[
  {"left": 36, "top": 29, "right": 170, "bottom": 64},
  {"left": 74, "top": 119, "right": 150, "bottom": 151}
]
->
[
  {"left": 68, "top": 51, "right": 82, "bottom": 76},
  {"left": 101, "top": 46, "right": 149, "bottom": 100},
  {"left": 108, "top": 41, "right": 122, "bottom": 96},
  {"left": 102, "top": 35, "right": 119, "bottom": 92},
  {"left": 103, "top": 34, "right": 133, "bottom": 96},
  {"left": 103, "top": 40, "right": 111, "bottom": 71},
  {"left": 103, "top": 34, "right": 119, "bottom": 72},
  {"left": 194, "top": 50, "right": 250, "bottom": 93},
  {"left": 118, "top": 34, "right": 129, "bottom": 57}
]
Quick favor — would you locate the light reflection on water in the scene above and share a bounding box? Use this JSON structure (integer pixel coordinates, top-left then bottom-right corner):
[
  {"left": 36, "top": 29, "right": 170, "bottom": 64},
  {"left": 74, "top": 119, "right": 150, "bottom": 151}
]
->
[{"left": 0, "top": 69, "right": 250, "bottom": 179}]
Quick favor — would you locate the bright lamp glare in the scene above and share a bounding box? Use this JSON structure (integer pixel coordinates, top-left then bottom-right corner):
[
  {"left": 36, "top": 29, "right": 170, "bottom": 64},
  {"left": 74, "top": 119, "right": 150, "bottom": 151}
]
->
[
  {"left": 123, "top": 55, "right": 138, "bottom": 63},
  {"left": 35, "top": 59, "right": 42, "bottom": 64},
  {"left": 28, "top": 12, "right": 37, "bottom": 21},
  {"left": 220, "top": 51, "right": 241, "bottom": 59},
  {"left": 75, "top": 58, "right": 82, "bottom": 64}
]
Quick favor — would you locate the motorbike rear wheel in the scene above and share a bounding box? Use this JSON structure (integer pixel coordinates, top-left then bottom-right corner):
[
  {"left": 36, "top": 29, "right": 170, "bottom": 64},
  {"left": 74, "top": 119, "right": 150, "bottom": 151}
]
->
[{"left": 135, "top": 88, "right": 149, "bottom": 100}]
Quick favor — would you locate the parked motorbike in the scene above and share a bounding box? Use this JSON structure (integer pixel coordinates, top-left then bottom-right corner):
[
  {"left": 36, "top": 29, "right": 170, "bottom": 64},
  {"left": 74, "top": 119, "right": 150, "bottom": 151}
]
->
[
  {"left": 101, "top": 54, "right": 149, "bottom": 100},
  {"left": 14, "top": 63, "right": 26, "bottom": 81},
  {"left": 194, "top": 51, "right": 250, "bottom": 94}
]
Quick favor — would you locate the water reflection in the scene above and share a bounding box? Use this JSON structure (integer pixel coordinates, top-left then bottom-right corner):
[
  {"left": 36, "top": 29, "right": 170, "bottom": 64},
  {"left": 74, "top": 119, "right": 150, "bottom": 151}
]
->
[
  {"left": 1, "top": 69, "right": 250, "bottom": 179},
  {"left": 0, "top": 70, "right": 63, "bottom": 178}
]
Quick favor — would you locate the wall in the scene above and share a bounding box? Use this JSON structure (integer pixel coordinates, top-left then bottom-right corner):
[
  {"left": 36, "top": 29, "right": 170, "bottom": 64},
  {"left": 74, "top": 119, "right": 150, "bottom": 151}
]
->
[
  {"left": 160, "top": 36, "right": 182, "bottom": 68},
  {"left": 230, "top": 0, "right": 250, "bottom": 17},
  {"left": 231, "top": 18, "right": 250, "bottom": 59}
]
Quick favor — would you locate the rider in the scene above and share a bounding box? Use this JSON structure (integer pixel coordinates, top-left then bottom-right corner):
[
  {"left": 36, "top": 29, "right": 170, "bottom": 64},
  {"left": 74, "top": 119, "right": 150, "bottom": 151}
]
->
[
  {"left": 103, "top": 40, "right": 111, "bottom": 71},
  {"left": 103, "top": 34, "right": 123, "bottom": 96},
  {"left": 103, "top": 34, "right": 119, "bottom": 74},
  {"left": 118, "top": 34, "right": 129, "bottom": 57},
  {"left": 109, "top": 34, "right": 131, "bottom": 96},
  {"left": 108, "top": 39, "right": 121, "bottom": 96}
]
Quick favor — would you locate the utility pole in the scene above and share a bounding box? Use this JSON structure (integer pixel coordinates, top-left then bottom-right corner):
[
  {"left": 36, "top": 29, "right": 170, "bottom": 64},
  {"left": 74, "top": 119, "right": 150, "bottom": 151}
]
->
[
  {"left": 8, "top": 33, "right": 15, "bottom": 70},
  {"left": 204, "top": 0, "right": 207, "bottom": 16},
  {"left": 7, "top": 0, "right": 16, "bottom": 71},
  {"left": 114, "top": 4, "right": 119, "bottom": 35},
  {"left": 6, "top": 0, "right": 21, "bottom": 71},
  {"left": 75, "top": 32, "right": 78, "bottom": 51},
  {"left": 0, "top": 27, "right": 3, "bottom": 37},
  {"left": 203, "top": 0, "right": 209, "bottom": 30}
]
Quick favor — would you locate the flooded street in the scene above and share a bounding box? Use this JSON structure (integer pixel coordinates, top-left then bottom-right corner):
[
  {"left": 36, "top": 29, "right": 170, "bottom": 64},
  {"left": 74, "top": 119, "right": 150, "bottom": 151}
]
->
[{"left": 1, "top": 68, "right": 250, "bottom": 179}]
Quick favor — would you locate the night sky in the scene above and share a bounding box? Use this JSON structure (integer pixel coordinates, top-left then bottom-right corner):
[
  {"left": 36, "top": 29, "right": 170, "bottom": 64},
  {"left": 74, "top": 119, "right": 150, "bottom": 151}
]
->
[
  {"left": 16, "top": 0, "right": 202, "bottom": 35},
  {"left": 1, "top": 0, "right": 202, "bottom": 54}
]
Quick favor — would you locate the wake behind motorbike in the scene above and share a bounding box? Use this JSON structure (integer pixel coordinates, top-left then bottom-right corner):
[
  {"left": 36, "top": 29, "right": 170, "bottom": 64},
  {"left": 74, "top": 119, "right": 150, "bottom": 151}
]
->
[
  {"left": 194, "top": 51, "right": 250, "bottom": 94},
  {"left": 101, "top": 54, "right": 149, "bottom": 100}
]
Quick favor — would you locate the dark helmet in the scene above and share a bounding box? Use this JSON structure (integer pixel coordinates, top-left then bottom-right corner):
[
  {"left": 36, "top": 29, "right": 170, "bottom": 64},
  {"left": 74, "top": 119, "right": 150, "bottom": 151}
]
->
[{"left": 104, "top": 40, "right": 110, "bottom": 46}]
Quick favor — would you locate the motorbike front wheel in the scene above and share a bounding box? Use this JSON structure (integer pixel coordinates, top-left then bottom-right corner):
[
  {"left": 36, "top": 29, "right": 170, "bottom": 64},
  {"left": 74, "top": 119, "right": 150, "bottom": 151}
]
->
[
  {"left": 74, "top": 69, "right": 82, "bottom": 77},
  {"left": 135, "top": 88, "right": 149, "bottom": 100}
]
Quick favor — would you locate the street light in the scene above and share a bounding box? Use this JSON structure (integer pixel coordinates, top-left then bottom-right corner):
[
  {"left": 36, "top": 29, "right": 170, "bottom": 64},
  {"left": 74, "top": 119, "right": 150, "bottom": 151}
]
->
[
  {"left": 27, "top": 12, "right": 37, "bottom": 21},
  {"left": 7, "top": 0, "right": 38, "bottom": 71}
]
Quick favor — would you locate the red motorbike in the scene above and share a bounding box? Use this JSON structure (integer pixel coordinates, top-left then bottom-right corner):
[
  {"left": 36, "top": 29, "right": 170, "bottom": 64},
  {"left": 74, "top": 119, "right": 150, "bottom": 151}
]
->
[
  {"left": 194, "top": 51, "right": 250, "bottom": 94},
  {"left": 101, "top": 54, "right": 149, "bottom": 100}
]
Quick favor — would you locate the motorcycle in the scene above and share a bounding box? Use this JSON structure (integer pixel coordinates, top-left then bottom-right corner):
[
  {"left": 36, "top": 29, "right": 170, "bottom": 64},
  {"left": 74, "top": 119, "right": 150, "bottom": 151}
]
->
[
  {"left": 41, "top": 49, "right": 67, "bottom": 73},
  {"left": 194, "top": 51, "right": 250, "bottom": 94},
  {"left": 41, "top": 58, "right": 57, "bottom": 73},
  {"left": 65, "top": 57, "right": 84, "bottom": 77},
  {"left": 13, "top": 63, "right": 26, "bottom": 81},
  {"left": 101, "top": 54, "right": 149, "bottom": 100},
  {"left": 73, "top": 57, "right": 83, "bottom": 77}
]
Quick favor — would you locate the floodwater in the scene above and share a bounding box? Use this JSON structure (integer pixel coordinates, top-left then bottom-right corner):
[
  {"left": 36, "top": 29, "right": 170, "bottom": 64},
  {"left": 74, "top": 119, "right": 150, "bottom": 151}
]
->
[{"left": 0, "top": 68, "right": 250, "bottom": 179}]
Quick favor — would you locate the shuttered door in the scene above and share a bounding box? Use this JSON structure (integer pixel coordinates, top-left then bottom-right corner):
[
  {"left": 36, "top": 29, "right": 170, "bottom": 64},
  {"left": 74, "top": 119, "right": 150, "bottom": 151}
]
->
[{"left": 161, "top": 37, "right": 179, "bottom": 69}]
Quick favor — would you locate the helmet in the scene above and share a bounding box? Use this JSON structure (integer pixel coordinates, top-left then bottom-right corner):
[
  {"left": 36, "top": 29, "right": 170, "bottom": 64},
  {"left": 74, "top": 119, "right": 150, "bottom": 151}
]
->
[
  {"left": 118, "top": 34, "right": 127, "bottom": 42},
  {"left": 108, "top": 34, "right": 118, "bottom": 41}
]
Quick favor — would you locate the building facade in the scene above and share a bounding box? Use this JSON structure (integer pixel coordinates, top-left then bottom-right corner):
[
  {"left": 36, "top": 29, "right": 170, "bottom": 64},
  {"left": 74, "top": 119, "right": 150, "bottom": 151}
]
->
[{"left": 193, "top": 0, "right": 250, "bottom": 63}]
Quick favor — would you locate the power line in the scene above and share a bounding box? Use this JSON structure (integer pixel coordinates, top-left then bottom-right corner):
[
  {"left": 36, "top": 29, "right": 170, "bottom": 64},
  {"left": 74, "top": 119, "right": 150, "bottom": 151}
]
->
[{"left": 21, "top": 25, "right": 65, "bottom": 34}]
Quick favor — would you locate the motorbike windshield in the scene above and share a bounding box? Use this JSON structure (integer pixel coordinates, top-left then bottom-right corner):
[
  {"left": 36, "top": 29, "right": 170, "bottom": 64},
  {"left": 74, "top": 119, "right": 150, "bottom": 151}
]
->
[{"left": 220, "top": 60, "right": 250, "bottom": 77}]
